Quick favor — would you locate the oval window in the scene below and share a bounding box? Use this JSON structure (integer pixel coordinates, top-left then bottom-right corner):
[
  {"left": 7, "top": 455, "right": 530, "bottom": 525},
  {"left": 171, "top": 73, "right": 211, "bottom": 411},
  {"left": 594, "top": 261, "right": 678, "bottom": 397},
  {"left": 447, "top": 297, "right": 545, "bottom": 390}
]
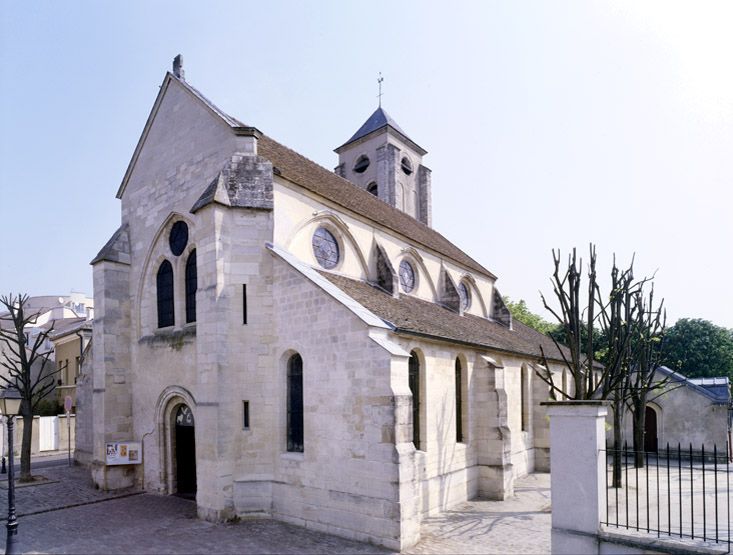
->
[
  {"left": 169, "top": 221, "right": 189, "bottom": 256},
  {"left": 458, "top": 282, "right": 471, "bottom": 311},
  {"left": 354, "top": 155, "right": 370, "bottom": 174},
  {"left": 399, "top": 260, "right": 416, "bottom": 293},
  {"left": 312, "top": 227, "right": 340, "bottom": 269}
]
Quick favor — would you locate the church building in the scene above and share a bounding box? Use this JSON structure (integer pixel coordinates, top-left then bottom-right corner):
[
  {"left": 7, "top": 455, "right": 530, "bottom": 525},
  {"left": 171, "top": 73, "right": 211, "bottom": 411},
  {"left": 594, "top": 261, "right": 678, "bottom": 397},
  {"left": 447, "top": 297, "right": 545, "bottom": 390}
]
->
[{"left": 77, "top": 58, "right": 568, "bottom": 550}]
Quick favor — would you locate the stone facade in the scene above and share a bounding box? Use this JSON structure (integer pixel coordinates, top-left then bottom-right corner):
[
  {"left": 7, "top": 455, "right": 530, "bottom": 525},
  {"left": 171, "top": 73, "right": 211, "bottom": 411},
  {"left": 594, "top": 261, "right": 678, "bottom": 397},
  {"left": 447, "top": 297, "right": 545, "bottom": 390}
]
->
[
  {"left": 606, "top": 367, "right": 731, "bottom": 452},
  {"left": 78, "top": 66, "right": 566, "bottom": 550}
]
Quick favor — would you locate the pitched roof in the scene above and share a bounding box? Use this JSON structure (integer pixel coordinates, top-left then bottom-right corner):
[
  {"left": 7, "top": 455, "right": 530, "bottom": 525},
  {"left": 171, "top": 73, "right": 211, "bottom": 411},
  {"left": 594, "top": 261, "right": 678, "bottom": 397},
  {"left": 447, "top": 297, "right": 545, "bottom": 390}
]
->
[
  {"left": 657, "top": 367, "right": 731, "bottom": 404},
  {"left": 136, "top": 74, "right": 495, "bottom": 279},
  {"left": 336, "top": 107, "right": 425, "bottom": 154},
  {"left": 49, "top": 318, "right": 92, "bottom": 341},
  {"left": 91, "top": 224, "right": 130, "bottom": 265},
  {"left": 320, "top": 272, "right": 569, "bottom": 363},
  {"left": 257, "top": 135, "right": 494, "bottom": 278}
]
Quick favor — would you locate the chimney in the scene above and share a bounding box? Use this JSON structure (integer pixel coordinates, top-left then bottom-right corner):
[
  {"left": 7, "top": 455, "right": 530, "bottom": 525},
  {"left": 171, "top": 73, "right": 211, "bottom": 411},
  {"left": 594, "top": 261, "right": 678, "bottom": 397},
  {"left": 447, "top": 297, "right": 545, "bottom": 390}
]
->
[{"left": 172, "top": 54, "right": 185, "bottom": 80}]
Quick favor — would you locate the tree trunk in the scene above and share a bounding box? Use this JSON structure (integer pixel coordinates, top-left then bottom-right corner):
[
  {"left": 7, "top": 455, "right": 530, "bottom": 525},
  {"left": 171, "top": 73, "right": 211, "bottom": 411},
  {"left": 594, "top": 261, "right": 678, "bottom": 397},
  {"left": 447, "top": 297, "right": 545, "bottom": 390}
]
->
[
  {"left": 632, "top": 400, "right": 646, "bottom": 468},
  {"left": 612, "top": 397, "right": 624, "bottom": 487},
  {"left": 20, "top": 404, "right": 33, "bottom": 482}
]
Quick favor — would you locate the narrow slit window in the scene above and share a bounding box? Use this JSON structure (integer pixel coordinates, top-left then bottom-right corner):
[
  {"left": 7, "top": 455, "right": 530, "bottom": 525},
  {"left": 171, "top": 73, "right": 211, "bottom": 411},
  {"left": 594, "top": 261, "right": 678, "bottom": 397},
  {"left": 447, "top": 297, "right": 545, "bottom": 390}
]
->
[
  {"left": 455, "top": 358, "right": 464, "bottom": 443},
  {"left": 521, "top": 366, "right": 529, "bottom": 432},
  {"left": 287, "top": 353, "right": 304, "bottom": 452},
  {"left": 185, "top": 249, "right": 197, "bottom": 323},
  {"left": 408, "top": 351, "right": 421, "bottom": 450},
  {"left": 242, "top": 284, "right": 247, "bottom": 325},
  {"left": 156, "top": 260, "right": 174, "bottom": 328},
  {"left": 243, "top": 401, "right": 250, "bottom": 430}
]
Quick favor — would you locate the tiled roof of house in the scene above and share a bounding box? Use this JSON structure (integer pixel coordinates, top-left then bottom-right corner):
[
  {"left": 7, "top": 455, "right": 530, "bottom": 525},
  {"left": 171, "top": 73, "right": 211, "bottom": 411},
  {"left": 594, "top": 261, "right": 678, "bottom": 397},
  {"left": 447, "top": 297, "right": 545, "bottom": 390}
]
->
[
  {"left": 170, "top": 75, "right": 495, "bottom": 279},
  {"left": 320, "top": 272, "right": 569, "bottom": 363}
]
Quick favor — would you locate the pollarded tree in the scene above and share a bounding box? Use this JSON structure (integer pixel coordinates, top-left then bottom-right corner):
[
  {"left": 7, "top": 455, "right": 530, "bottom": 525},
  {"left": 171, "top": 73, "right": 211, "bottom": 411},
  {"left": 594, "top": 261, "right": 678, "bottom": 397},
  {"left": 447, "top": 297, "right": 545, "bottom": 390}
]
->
[
  {"left": 0, "top": 293, "right": 61, "bottom": 481},
  {"left": 534, "top": 246, "right": 636, "bottom": 402},
  {"left": 626, "top": 287, "right": 668, "bottom": 468},
  {"left": 533, "top": 246, "right": 663, "bottom": 486}
]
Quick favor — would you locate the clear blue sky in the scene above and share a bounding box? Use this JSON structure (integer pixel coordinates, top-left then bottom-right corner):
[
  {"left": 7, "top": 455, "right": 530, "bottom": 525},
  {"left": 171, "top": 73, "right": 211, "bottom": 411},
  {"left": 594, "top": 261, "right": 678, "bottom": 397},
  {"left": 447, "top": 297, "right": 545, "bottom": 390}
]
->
[{"left": 1, "top": 1, "right": 731, "bottom": 328}]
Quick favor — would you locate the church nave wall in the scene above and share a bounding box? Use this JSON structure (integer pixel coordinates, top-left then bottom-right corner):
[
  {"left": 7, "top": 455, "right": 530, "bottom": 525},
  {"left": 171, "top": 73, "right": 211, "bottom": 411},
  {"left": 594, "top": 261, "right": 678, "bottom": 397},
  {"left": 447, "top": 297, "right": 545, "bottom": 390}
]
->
[
  {"left": 273, "top": 179, "right": 493, "bottom": 318},
  {"left": 267, "top": 256, "right": 403, "bottom": 548}
]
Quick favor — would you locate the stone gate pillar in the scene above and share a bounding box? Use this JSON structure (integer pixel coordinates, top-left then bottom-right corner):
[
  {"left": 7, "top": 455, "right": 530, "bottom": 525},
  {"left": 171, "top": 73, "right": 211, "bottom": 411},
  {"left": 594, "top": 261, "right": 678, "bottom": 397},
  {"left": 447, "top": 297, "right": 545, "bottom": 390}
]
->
[{"left": 543, "top": 401, "right": 608, "bottom": 555}]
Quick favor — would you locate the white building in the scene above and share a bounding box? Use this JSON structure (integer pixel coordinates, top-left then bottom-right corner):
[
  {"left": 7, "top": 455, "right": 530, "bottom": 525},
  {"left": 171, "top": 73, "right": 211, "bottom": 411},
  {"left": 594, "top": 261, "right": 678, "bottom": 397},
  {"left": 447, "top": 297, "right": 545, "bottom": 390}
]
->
[{"left": 78, "top": 58, "right": 569, "bottom": 549}]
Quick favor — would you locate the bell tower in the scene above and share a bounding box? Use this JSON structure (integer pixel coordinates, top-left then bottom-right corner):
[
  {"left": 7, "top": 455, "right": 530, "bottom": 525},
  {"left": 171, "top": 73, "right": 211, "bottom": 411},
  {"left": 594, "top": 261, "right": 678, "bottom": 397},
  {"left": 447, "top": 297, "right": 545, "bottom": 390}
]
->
[{"left": 334, "top": 107, "right": 432, "bottom": 227}]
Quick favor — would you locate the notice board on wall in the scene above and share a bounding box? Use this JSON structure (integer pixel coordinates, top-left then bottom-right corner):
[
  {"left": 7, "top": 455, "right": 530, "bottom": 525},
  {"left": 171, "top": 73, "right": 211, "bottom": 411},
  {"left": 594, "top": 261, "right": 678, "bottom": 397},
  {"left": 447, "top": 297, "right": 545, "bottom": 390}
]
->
[{"left": 105, "top": 442, "right": 142, "bottom": 465}]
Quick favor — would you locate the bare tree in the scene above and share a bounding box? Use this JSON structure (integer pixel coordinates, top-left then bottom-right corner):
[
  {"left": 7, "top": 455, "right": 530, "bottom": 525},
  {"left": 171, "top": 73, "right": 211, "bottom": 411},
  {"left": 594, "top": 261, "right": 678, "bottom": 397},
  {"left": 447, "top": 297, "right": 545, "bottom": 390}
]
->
[
  {"left": 627, "top": 287, "right": 667, "bottom": 468},
  {"left": 597, "top": 258, "right": 639, "bottom": 487},
  {"left": 533, "top": 246, "right": 661, "bottom": 487},
  {"left": 534, "top": 246, "right": 635, "bottom": 401},
  {"left": 0, "top": 294, "right": 61, "bottom": 481}
]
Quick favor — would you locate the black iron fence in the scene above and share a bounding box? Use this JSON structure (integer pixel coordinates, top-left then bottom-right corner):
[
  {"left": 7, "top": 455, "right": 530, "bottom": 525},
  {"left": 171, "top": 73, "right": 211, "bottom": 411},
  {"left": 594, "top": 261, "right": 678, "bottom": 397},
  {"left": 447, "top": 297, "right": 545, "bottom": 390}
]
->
[{"left": 601, "top": 442, "right": 731, "bottom": 551}]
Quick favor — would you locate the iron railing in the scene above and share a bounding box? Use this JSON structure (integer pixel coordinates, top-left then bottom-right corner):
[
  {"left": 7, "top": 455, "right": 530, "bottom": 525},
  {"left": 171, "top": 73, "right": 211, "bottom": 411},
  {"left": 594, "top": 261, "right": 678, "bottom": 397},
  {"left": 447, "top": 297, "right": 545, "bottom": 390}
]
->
[{"left": 601, "top": 442, "right": 731, "bottom": 551}]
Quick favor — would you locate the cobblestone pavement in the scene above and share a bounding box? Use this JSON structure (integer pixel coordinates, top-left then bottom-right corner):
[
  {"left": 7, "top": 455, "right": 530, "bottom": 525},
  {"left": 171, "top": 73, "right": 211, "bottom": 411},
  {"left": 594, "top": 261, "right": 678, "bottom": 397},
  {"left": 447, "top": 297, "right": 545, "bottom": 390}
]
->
[
  {"left": 0, "top": 464, "right": 551, "bottom": 554},
  {"left": 407, "top": 473, "right": 551, "bottom": 555},
  {"left": 0, "top": 464, "right": 137, "bottom": 519}
]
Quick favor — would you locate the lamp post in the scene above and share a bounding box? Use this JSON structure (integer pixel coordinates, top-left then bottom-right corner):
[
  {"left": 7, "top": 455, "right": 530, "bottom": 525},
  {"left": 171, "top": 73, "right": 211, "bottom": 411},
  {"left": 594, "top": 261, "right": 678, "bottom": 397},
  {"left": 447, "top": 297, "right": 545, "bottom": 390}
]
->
[{"left": 0, "top": 387, "right": 22, "bottom": 555}]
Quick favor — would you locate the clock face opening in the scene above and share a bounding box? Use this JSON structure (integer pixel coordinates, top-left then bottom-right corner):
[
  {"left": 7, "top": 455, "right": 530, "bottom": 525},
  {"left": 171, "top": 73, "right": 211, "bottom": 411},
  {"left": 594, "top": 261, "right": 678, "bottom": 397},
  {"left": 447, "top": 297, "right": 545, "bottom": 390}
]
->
[
  {"left": 399, "top": 260, "right": 415, "bottom": 293},
  {"left": 312, "top": 227, "right": 340, "bottom": 269},
  {"left": 169, "top": 221, "right": 189, "bottom": 256}
]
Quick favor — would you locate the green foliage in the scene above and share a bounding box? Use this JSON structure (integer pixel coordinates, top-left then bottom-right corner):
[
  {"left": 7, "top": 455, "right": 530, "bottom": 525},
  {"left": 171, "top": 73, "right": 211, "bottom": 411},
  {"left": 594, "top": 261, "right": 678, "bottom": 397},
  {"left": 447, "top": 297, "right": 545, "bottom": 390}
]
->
[
  {"left": 35, "top": 399, "right": 62, "bottom": 417},
  {"left": 660, "top": 318, "right": 733, "bottom": 379},
  {"left": 548, "top": 323, "right": 609, "bottom": 361},
  {"left": 503, "top": 297, "right": 557, "bottom": 335}
]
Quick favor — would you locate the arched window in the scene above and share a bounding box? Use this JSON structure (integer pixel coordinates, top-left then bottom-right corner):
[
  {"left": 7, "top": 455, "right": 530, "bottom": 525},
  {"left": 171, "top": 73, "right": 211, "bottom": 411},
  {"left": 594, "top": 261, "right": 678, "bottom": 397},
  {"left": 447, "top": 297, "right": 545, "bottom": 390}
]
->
[
  {"left": 287, "top": 353, "right": 304, "bottom": 453},
  {"left": 408, "top": 351, "right": 421, "bottom": 450},
  {"left": 520, "top": 366, "right": 529, "bottom": 432},
  {"left": 367, "top": 182, "right": 378, "bottom": 196},
  {"left": 185, "top": 249, "right": 197, "bottom": 324},
  {"left": 157, "top": 260, "right": 174, "bottom": 328},
  {"left": 455, "top": 358, "right": 465, "bottom": 443},
  {"left": 353, "top": 155, "right": 370, "bottom": 173}
]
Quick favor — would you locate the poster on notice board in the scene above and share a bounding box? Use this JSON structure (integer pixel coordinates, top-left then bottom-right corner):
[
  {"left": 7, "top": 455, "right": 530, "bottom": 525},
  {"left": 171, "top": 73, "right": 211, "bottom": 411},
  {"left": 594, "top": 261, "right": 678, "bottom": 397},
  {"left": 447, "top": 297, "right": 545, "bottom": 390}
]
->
[{"left": 106, "top": 442, "right": 142, "bottom": 465}]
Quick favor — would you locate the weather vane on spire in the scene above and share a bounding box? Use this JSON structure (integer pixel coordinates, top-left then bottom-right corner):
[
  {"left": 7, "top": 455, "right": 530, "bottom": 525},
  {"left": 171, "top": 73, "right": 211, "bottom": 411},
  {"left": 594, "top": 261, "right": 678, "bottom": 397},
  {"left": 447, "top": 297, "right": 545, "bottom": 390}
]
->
[{"left": 377, "top": 72, "right": 384, "bottom": 107}]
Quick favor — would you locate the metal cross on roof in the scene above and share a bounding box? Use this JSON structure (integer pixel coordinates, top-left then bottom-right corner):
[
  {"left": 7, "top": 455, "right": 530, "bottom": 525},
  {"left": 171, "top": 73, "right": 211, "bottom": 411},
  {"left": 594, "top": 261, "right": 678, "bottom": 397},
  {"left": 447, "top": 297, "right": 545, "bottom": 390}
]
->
[{"left": 377, "top": 72, "right": 384, "bottom": 107}]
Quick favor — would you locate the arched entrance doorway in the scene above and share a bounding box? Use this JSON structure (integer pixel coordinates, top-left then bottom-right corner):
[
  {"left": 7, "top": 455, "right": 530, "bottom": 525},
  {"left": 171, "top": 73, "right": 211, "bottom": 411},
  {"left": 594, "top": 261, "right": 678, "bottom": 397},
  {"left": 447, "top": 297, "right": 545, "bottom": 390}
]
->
[
  {"left": 174, "top": 404, "right": 196, "bottom": 498},
  {"left": 644, "top": 406, "right": 658, "bottom": 453}
]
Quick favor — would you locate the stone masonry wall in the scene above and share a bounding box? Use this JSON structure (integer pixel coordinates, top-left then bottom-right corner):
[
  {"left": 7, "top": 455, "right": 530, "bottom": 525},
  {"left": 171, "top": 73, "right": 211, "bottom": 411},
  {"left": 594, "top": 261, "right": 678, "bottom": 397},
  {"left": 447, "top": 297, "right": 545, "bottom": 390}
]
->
[{"left": 269, "top": 257, "right": 401, "bottom": 549}]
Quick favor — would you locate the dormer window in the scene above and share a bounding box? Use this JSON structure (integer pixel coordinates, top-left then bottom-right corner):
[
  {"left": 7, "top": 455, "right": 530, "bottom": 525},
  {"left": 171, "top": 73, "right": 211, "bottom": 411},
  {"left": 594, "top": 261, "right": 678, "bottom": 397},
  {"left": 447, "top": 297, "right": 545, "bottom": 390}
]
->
[
  {"left": 353, "top": 155, "right": 370, "bottom": 174},
  {"left": 401, "top": 157, "right": 413, "bottom": 175},
  {"left": 367, "top": 182, "right": 378, "bottom": 196}
]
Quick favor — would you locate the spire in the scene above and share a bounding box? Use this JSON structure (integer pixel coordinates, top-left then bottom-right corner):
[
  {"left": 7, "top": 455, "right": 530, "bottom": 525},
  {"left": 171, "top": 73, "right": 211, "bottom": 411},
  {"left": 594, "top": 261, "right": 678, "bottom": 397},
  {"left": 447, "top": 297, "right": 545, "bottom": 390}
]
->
[
  {"left": 377, "top": 72, "right": 384, "bottom": 107},
  {"left": 336, "top": 106, "right": 425, "bottom": 155}
]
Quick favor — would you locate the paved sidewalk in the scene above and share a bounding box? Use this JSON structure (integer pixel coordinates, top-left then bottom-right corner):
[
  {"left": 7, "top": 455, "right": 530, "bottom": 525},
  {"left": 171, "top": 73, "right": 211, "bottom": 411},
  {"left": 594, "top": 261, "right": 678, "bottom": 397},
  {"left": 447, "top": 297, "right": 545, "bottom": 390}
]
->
[
  {"left": 407, "top": 473, "right": 551, "bottom": 554},
  {"left": 0, "top": 464, "right": 137, "bottom": 520},
  {"left": 0, "top": 465, "right": 551, "bottom": 554}
]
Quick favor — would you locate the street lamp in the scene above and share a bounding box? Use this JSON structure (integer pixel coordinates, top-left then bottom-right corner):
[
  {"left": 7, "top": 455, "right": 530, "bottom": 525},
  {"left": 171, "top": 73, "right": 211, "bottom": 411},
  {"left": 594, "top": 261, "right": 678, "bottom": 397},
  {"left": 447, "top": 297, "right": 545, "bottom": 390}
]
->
[{"left": 0, "top": 387, "right": 22, "bottom": 555}]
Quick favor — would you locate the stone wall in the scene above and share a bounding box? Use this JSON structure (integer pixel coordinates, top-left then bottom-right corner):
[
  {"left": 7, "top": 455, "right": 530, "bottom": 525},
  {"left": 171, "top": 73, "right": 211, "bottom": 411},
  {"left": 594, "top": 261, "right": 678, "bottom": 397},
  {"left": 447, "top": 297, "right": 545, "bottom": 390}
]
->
[
  {"left": 269, "top": 256, "right": 402, "bottom": 548},
  {"left": 605, "top": 377, "right": 729, "bottom": 451}
]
